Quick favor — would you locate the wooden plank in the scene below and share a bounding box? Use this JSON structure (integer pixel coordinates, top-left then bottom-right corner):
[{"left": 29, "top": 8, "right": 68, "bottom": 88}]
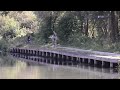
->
[{"left": 10, "top": 46, "right": 120, "bottom": 63}]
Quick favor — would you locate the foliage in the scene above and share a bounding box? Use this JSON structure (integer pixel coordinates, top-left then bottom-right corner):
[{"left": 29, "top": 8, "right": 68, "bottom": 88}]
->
[
  {"left": 39, "top": 16, "right": 53, "bottom": 43},
  {"left": 0, "top": 11, "right": 120, "bottom": 53},
  {"left": 0, "top": 15, "right": 19, "bottom": 40},
  {"left": 1, "top": 11, "right": 120, "bottom": 67},
  {"left": 56, "top": 13, "right": 80, "bottom": 44},
  {"left": 0, "top": 39, "right": 8, "bottom": 51}
]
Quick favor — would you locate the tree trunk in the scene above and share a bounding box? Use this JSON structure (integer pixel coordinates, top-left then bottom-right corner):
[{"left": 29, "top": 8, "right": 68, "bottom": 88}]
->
[
  {"left": 81, "top": 20, "right": 84, "bottom": 34},
  {"left": 114, "top": 11, "right": 119, "bottom": 41},
  {"left": 85, "top": 18, "right": 89, "bottom": 36},
  {"left": 110, "top": 11, "right": 119, "bottom": 43}
]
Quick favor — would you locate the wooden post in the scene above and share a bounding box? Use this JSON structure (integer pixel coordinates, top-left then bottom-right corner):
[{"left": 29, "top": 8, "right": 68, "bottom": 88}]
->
[
  {"left": 94, "top": 60, "right": 97, "bottom": 66},
  {"left": 38, "top": 51, "right": 40, "bottom": 56},
  {"left": 38, "top": 58, "right": 40, "bottom": 62},
  {"left": 44, "top": 52, "right": 46, "bottom": 57},
  {"left": 67, "top": 56, "right": 72, "bottom": 62},
  {"left": 110, "top": 62, "right": 113, "bottom": 68},
  {"left": 21, "top": 49, "right": 22, "bottom": 54},
  {"left": 47, "top": 52, "right": 50, "bottom": 58},
  {"left": 20, "top": 49, "right": 22, "bottom": 54},
  {"left": 80, "top": 58, "right": 83, "bottom": 63},
  {"left": 28, "top": 50, "right": 30, "bottom": 55},
  {"left": 39, "top": 52, "right": 41, "bottom": 56},
  {"left": 77, "top": 57, "right": 80, "bottom": 63},
  {"left": 31, "top": 50, "right": 33, "bottom": 56},
  {"left": 18, "top": 49, "right": 20, "bottom": 53},
  {"left": 84, "top": 58, "right": 88, "bottom": 64},
  {"left": 14, "top": 48, "right": 16, "bottom": 53},
  {"left": 24, "top": 49, "right": 25, "bottom": 54},
  {"left": 73, "top": 57, "right": 77, "bottom": 62},
  {"left": 118, "top": 60, "right": 120, "bottom": 68},
  {"left": 29, "top": 50, "right": 31, "bottom": 55},
  {"left": 88, "top": 59, "right": 91, "bottom": 64},
  {"left": 54, "top": 53, "right": 58, "bottom": 59},
  {"left": 96, "top": 60, "right": 102, "bottom": 68},
  {"left": 12, "top": 48, "right": 14, "bottom": 53},
  {"left": 63, "top": 55, "right": 67, "bottom": 61},
  {"left": 103, "top": 61, "right": 110, "bottom": 68},
  {"left": 17, "top": 48, "right": 18, "bottom": 53},
  {"left": 34, "top": 50, "right": 36, "bottom": 56},
  {"left": 51, "top": 53, "right": 54, "bottom": 58},
  {"left": 41, "top": 52, "right": 44, "bottom": 57},
  {"left": 37, "top": 51, "right": 39, "bottom": 56},
  {"left": 15, "top": 48, "right": 17, "bottom": 53},
  {"left": 59, "top": 54, "right": 62, "bottom": 60}
]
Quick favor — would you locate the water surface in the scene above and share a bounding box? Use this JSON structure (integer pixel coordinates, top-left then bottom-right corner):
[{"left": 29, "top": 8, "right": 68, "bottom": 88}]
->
[{"left": 0, "top": 55, "right": 119, "bottom": 79}]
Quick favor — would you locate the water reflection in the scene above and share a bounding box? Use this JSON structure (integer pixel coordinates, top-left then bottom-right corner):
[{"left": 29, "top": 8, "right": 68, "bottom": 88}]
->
[
  {"left": 11, "top": 53, "right": 119, "bottom": 73},
  {"left": 0, "top": 53, "right": 119, "bottom": 79}
]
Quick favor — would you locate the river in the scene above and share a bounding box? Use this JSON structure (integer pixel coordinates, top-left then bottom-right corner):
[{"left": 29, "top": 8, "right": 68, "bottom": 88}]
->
[{"left": 0, "top": 54, "right": 119, "bottom": 79}]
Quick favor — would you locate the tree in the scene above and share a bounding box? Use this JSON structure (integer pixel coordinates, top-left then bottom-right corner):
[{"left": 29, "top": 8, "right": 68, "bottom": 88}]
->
[{"left": 107, "top": 11, "right": 119, "bottom": 43}]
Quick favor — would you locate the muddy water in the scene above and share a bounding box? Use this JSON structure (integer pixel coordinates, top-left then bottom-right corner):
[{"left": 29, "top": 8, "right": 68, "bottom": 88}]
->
[{"left": 0, "top": 54, "right": 119, "bottom": 79}]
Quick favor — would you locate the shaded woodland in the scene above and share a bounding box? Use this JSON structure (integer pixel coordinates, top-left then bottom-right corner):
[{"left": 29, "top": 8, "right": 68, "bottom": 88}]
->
[{"left": 0, "top": 11, "right": 120, "bottom": 53}]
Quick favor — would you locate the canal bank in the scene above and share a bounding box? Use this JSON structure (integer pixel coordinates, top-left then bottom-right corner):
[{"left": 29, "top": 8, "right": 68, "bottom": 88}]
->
[
  {"left": 9, "top": 45, "right": 120, "bottom": 68},
  {"left": 7, "top": 53, "right": 120, "bottom": 79}
]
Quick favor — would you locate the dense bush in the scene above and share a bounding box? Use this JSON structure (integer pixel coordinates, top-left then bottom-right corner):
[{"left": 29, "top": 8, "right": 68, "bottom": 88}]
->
[
  {"left": 39, "top": 16, "right": 53, "bottom": 43},
  {"left": 56, "top": 14, "right": 80, "bottom": 44},
  {"left": 0, "top": 15, "right": 19, "bottom": 40},
  {"left": 0, "top": 39, "right": 8, "bottom": 52},
  {"left": 0, "top": 11, "right": 39, "bottom": 50},
  {"left": 8, "top": 11, "right": 39, "bottom": 33}
]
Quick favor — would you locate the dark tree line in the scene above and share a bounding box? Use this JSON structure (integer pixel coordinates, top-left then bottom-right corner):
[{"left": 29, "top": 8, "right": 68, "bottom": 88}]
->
[{"left": 36, "top": 11, "right": 120, "bottom": 44}]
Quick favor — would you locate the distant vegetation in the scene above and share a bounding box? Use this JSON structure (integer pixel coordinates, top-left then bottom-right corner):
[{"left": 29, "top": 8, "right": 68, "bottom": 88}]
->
[{"left": 0, "top": 11, "right": 120, "bottom": 53}]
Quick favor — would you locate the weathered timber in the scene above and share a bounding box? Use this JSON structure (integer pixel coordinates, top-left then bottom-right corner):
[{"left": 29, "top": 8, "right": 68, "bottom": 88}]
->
[{"left": 9, "top": 46, "right": 120, "bottom": 68}]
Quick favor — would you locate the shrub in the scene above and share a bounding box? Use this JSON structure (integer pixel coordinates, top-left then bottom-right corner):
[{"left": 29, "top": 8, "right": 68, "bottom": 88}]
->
[
  {"left": 8, "top": 11, "right": 39, "bottom": 33},
  {"left": 0, "top": 39, "right": 8, "bottom": 51},
  {"left": 0, "top": 15, "right": 19, "bottom": 40}
]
